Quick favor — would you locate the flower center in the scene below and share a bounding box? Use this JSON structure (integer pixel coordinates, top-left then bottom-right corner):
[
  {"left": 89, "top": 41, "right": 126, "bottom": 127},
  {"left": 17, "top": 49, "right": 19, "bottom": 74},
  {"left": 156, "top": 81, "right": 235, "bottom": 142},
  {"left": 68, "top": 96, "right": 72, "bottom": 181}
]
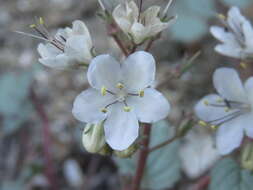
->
[{"left": 116, "top": 90, "right": 128, "bottom": 102}]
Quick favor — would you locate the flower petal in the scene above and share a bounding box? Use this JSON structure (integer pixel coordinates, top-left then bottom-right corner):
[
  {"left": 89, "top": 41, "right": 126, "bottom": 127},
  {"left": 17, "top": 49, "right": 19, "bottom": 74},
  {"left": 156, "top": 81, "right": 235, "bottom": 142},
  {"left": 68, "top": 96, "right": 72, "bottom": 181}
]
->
[
  {"left": 104, "top": 103, "right": 139, "bottom": 150},
  {"left": 130, "top": 22, "right": 147, "bottom": 44},
  {"left": 227, "top": 7, "right": 247, "bottom": 34},
  {"left": 213, "top": 68, "right": 247, "bottom": 102},
  {"left": 38, "top": 54, "right": 70, "bottom": 69},
  {"left": 72, "top": 88, "right": 114, "bottom": 123},
  {"left": 216, "top": 115, "right": 245, "bottom": 155},
  {"left": 214, "top": 44, "right": 242, "bottom": 58},
  {"left": 65, "top": 35, "right": 92, "bottom": 63},
  {"left": 127, "top": 88, "right": 170, "bottom": 123},
  {"left": 72, "top": 20, "right": 91, "bottom": 44},
  {"left": 210, "top": 26, "right": 237, "bottom": 44},
  {"left": 194, "top": 94, "right": 238, "bottom": 124},
  {"left": 243, "top": 21, "right": 253, "bottom": 49},
  {"left": 122, "top": 51, "right": 155, "bottom": 92},
  {"left": 244, "top": 77, "right": 253, "bottom": 106},
  {"left": 113, "top": 3, "right": 132, "bottom": 33},
  {"left": 38, "top": 43, "right": 61, "bottom": 58},
  {"left": 87, "top": 54, "right": 122, "bottom": 91}
]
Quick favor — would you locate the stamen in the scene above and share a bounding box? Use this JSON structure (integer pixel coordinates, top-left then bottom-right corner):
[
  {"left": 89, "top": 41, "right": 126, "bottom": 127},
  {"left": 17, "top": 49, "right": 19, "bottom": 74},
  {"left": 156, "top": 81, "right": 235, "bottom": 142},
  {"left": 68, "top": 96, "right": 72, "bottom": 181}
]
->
[
  {"left": 217, "top": 13, "right": 226, "bottom": 20},
  {"left": 198, "top": 120, "right": 208, "bottom": 127},
  {"left": 224, "top": 107, "right": 230, "bottom": 112},
  {"left": 203, "top": 100, "right": 209, "bottom": 106},
  {"left": 139, "top": 90, "right": 144, "bottom": 97},
  {"left": 210, "top": 125, "right": 218, "bottom": 130},
  {"left": 123, "top": 106, "right": 131, "bottom": 112},
  {"left": 216, "top": 98, "right": 223, "bottom": 103},
  {"left": 101, "top": 108, "right": 107, "bottom": 113},
  {"left": 39, "top": 17, "right": 44, "bottom": 25},
  {"left": 101, "top": 86, "right": 107, "bottom": 96},
  {"left": 240, "top": 62, "right": 247, "bottom": 69},
  {"left": 116, "top": 83, "right": 124, "bottom": 89}
]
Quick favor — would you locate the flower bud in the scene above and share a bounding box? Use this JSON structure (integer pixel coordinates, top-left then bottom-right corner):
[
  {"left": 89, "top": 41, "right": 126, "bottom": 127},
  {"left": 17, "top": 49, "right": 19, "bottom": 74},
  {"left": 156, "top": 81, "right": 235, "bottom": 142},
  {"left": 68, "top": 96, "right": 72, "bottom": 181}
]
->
[
  {"left": 241, "top": 142, "right": 253, "bottom": 170},
  {"left": 113, "top": 144, "right": 138, "bottom": 158},
  {"left": 82, "top": 122, "right": 106, "bottom": 153}
]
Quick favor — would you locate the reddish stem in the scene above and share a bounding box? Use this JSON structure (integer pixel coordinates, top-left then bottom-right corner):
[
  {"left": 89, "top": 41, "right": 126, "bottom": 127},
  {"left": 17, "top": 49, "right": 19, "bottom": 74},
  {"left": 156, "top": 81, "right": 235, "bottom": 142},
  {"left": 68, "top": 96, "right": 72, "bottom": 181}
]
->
[
  {"left": 131, "top": 124, "right": 152, "bottom": 190},
  {"left": 30, "top": 89, "right": 58, "bottom": 190},
  {"left": 192, "top": 175, "right": 210, "bottom": 190}
]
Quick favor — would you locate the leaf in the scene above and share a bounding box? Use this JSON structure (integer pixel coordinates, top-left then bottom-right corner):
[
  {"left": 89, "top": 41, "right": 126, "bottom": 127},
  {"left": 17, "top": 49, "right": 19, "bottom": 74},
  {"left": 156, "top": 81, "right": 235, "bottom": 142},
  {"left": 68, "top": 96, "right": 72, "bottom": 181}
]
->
[
  {"left": 115, "top": 120, "right": 181, "bottom": 190},
  {"left": 221, "top": 0, "right": 253, "bottom": 8},
  {"left": 209, "top": 158, "right": 253, "bottom": 190}
]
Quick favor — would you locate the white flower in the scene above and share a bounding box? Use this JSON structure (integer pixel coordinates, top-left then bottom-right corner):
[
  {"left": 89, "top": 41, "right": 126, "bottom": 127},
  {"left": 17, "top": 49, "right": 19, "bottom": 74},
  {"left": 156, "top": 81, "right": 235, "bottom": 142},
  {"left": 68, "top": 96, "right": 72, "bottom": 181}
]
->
[
  {"left": 37, "top": 20, "right": 93, "bottom": 69},
  {"left": 72, "top": 51, "right": 170, "bottom": 150},
  {"left": 210, "top": 7, "right": 253, "bottom": 59},
  {"left": 112, "top": 0, "right": 175, "bottom": 44},
  {"left": 195, "top": 68, "right": 253, "bottom": 155}
]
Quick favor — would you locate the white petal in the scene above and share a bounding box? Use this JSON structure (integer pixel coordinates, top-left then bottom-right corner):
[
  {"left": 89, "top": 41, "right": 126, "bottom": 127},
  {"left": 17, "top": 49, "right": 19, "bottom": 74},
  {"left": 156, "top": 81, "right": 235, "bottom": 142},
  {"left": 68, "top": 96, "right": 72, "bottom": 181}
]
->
[
  {"left": 65, "top": 35, "right": 92, "bottom": 63},
  {"left": 214, "top": 44, "right": 242, "bottom": 58},
  {"left": 37, "top": 43, "right": 61, "bottom": 58},
  {"left": 244, "top": 113, "right": 253, "bottom": 138},
  {"left": 194, "top": 94, "right": 237, "bottom": 124},
  {"left": 113, "top": 4, "right": 132, "bottom": 33},
  {"left": 142, "top": 6, "right": 160, "bottom": 24},
  {"left": 210, "top": 26, "right": 237, "bottom": 44},
  {"left": 122, "top": 51, "right": 155, "bottom": 92},
  {"left": 216, "top": 115, "right": 245, "bottom": 155},
  {"left": 38, "top": 54, "right": 70, "bottom": 68},
  {"left": 130, "top": 22, "right": 147, "bottom": 44},
  {"left": 104, "top": 103, "right": 139, "bottom": 150},
  {"left": 87, "top": 54, "right": 122, "bottom": 91},
  {"left": 72, "top": 20, "right": 91, "bottom": 44},
  {"left": 243, "top": 21, "right": 253, "bottom": 49},
  {"left": 127, "top": 88, "right": 170, "bottom": 123},
  {"left": 244, "top": 77, "right": 253, "bottom": 105},
  {"left": 227, "top": 7, "right": 247, "bottom": 33},
  {"left": 72, "top": 88, "right": 114, "bottom": 123},
  {"left": 213, "top": 68, "right": 247, "bottom": 102}
]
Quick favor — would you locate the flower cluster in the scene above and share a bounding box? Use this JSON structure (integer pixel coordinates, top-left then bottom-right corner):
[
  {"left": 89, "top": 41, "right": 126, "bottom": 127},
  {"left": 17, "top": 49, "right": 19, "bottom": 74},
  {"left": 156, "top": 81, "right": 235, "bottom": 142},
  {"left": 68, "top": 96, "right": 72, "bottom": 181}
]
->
[{"left": 210, "top": 7, "right": 253, "bottom": 60}]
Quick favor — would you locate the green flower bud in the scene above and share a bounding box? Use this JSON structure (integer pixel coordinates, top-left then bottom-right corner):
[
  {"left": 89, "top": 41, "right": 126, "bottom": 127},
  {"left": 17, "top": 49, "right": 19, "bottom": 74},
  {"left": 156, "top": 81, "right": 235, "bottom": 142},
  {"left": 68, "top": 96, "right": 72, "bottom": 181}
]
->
[
  {"left": 82, "top": 122, "right": 106, "bottom": 154},
  {"left": 241, "top": 142, "right": 253, "bottom": 170},
  {"left": 113, "top": 144, "right": 138, "bottom": 158}
]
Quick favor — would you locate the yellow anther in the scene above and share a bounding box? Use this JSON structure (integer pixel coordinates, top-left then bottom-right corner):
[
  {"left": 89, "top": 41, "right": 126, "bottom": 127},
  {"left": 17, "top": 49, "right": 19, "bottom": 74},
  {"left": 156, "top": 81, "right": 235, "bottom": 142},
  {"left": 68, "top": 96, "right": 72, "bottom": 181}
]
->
[
  {"left": 39, "top": 17, "right": 44, "bottom": 25},
  {"left": 240, "top": 62, "right": 247, "bottom": 69},
  {"left": 211, "top": 125, "right": 218, "bottom": 130},
  {"left": 198, "top": 120, "right": 208, "bottom": 127},
  {"left": 101, "top": 86, "right": 107, "bottom": 96},
  {"left": 203, "top": 100, "right": 209, "bottom": 106},
  {"left": 217, "top": 13, "right": 226, "bottom": 20},
  {"left": 116, "top": 83, "right": 124, "bottom": 89},
  {"left": 123, "top": 106, "right": 131, "bottom": 112},
  {"left": 139, "top": 90, "right": 144, "bottom": 97},
  {"left": 101, "top": 108, "right": 107, "bottom": 113},
  {"left": 225, "top": 107, "right": 230, "bottom": 112},
  {"left": 29, "top": 24, "right": 36, "bottom": 28}
]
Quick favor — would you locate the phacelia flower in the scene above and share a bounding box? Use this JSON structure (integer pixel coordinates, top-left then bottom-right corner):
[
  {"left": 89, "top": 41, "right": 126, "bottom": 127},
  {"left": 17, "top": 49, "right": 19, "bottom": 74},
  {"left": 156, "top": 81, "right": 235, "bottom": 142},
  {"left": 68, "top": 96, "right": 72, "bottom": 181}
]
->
[
  {"left": 195, "top": 68, "right": 253, "bottom": 155},
  {"left": 72, "top": 51, "right": 170, "bottom": 150},
  {"left": 36, "top": 20, "right": 93, "bottom": 69},
  {"left": 112, "top": 0, "right": 175, "bottom": 44},
  {"left": 210, "top": 7, "right": 253, "bottom": 59}
]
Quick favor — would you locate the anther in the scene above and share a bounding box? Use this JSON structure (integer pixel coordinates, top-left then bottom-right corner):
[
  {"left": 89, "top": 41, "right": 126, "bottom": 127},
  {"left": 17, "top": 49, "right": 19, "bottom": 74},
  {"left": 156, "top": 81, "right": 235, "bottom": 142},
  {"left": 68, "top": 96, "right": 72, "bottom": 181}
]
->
[
  {"left": 39, "top": 17, "right": 44, "bottom": 25},
  {"left": 224, "top": 107, "right": 230, "bottom": 112},
  {"left": 216, "top": 98, "right": 223, "bottom": 103},
  {"left": 123, "top": 106, "right": 131, "bottom": 112},
  {"left": 30, "top": 24, "right": 36, "bottom": 28},
  {"left": 101, "top": 86, "right": 107, "bottom": 96},
  {"left": 211, "top": 125, "right": 218, "bottom": 130},
  {"left": 217, "top": 14, "right": 226, "bottom": 20},
  {"left": 240, "top": 62, "right": 247, "bottom": 69},
  {"left": 101, "top": 108, "right": 107, "bottom": 113},
  {"left": 139, "top": 90, "right": 144, "bottom": 97},
  {"left": 198, "top": 120, "right": 208, "bottom": 127},
  {"left": 116, "top": 83, "right": 124, "bottom": 89},
  {"left": 203, "top": 100, "right": 209, "bottom": 106}
]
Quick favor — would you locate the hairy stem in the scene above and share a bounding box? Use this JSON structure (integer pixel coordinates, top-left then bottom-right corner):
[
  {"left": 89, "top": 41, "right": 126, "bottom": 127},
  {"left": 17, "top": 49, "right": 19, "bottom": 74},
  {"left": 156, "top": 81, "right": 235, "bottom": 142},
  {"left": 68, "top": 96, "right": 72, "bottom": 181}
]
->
[
  {"left": 111, "top": 34, "right": 129, "bottom": 56},
  {"left": 131, "top": 123, "right": 151, "bottom": 190},
  {"left": 30, "top": 88, "right": 58, "bottom": 190}
]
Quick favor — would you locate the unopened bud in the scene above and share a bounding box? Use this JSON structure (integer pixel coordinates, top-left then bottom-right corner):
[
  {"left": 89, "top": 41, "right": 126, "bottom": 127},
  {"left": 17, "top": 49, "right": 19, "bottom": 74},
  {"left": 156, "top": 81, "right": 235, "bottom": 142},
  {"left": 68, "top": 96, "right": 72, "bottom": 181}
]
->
[
  {"left": 82, "top": 122, "right": 106, "bottom": 154},
  {"left": 241, "top": 142, "right": 253, "bottom": 170},
  {"left": 176, "top": 119, "right": 194, "bottom": 137},
  {"left": 113, "top": 144, "right": 138, "bottom": 158}
]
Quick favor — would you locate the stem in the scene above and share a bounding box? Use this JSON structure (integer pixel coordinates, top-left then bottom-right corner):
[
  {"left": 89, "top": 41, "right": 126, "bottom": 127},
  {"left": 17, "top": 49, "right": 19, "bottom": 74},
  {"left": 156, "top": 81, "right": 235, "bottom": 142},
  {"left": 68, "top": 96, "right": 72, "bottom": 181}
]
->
[
  {"left": 111, "top": 34, "right": 129, "bottom": 56},
  {"left": 30, "top": 88, "right": 58, "bottom": 190},
  {"left": 149, "top": 135, "right": 178, "bottom": 153},
  {"left": 131, "top": 124, "right": 151, "bottom": 190},
  {"left": 145, "top": 38, "right": 155, "bottom": 52}
]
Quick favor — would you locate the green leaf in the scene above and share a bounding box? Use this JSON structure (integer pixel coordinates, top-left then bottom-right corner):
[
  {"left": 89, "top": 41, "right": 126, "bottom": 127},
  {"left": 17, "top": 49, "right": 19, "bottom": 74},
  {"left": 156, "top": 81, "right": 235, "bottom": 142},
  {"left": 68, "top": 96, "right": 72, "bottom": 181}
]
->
[
  {"left": 221, "top": 0, "right": 252, "bottom": 8},
  {"left": 116, "top": 120, "right": 181, "bottom": 189},
  {"left": 209, "top": 158, "right": 253, "bottom": 190}
]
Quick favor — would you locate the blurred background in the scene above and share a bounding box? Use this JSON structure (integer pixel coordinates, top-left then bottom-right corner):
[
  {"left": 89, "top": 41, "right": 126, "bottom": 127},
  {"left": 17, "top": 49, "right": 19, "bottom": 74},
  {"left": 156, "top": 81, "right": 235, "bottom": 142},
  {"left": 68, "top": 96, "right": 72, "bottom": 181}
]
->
[{"left": 1, "top": 0, "right": 253, "bottom": 189}]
